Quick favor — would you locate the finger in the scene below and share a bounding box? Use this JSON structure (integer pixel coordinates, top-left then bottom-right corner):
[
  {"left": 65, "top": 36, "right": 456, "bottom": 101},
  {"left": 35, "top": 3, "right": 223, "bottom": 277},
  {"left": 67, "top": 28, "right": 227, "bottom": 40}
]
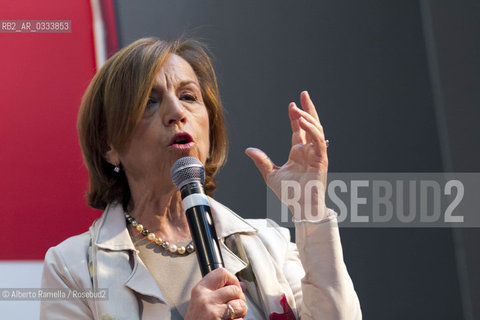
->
[
  {"left": 291, "top": 102, "right": 324, "bottom": 136},
  {"left": 245, "top": 147, "right": 277, "bottom": 181},
  {"left": 226, "top": 299, "right": 248, "bottom": 319},
  {"left": 300, "top": 90, "right": 320, "bottom": 122},
  {"left": 288, "top": 102, "right": 305, "bottom": 145},
  {"left": 298, "top": 117, "right": 327, "bottom": 157},
  {"left": 201, "top": 268, "right": 240, "bottom": 291},
  {"left": 300, "top": 114, "right": 323, "bottom": 146},
  {"left": 213, "top": 284, "right": 246, "bottom": 303}
]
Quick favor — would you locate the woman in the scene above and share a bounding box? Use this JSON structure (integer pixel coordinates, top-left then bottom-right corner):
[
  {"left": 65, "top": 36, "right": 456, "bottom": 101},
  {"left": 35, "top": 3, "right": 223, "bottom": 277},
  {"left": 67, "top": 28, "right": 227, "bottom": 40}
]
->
[{"left": 40, "top": 37, "right": 361, "bottom": 319}]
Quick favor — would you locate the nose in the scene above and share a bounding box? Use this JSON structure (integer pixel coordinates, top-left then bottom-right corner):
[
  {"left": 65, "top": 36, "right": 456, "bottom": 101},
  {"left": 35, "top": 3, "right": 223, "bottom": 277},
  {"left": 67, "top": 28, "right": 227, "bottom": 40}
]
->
[{"left": 162, "top": 95, "right": 186, "bottom": 126}]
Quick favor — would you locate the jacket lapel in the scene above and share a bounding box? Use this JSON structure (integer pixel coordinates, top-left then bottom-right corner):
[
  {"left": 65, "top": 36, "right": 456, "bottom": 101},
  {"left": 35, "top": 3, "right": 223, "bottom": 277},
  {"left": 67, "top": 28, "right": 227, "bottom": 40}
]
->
[
  {"left": 90, "top": 204, "right": 169, "bottom": 319},
  {"left": 210, "top": 199, "right": 298, "bottom": 318},
  {"left": 208, "top": 197, "right": 258, "bottom": 276}
]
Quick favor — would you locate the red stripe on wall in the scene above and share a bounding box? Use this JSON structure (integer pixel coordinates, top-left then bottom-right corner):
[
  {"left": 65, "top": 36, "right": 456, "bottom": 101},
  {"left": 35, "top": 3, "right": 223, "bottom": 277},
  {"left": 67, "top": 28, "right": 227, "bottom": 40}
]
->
[{"left": 100, "top": 0, "right": 119, "bottom": 58}]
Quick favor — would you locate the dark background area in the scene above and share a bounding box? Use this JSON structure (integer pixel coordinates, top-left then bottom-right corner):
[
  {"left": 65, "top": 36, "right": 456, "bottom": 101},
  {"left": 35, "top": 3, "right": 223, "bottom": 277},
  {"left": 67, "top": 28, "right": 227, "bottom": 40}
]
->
[{"left": 113, "top": 0, "right": 479, "bottom": 319}]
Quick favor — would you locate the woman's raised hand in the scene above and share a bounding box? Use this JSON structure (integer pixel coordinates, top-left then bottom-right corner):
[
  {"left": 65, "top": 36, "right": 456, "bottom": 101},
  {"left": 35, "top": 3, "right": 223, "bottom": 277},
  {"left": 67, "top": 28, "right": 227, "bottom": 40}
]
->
[
  {"left": 245, "top": 91, "right": 329, "bottom": 220},
  {"left": 186, "top": 268, "right": 247, "bottom": 320}
]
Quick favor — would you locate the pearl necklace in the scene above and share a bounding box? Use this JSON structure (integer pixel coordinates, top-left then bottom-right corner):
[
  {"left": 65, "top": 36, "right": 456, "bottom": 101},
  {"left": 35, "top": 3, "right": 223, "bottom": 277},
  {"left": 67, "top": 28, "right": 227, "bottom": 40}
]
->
[{"left": 125, "top": 213, "right": 195, "bottom": 255}]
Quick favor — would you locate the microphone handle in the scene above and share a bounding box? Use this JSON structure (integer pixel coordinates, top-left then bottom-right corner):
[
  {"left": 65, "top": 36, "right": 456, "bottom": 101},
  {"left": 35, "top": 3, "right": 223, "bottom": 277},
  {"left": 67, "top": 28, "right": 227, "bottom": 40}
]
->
[
  {"left": 181, "top": 182, "right": 224, "bottom": 277},
  {"left": 185, "top": 204, "right": 224, "bottom": 276}
]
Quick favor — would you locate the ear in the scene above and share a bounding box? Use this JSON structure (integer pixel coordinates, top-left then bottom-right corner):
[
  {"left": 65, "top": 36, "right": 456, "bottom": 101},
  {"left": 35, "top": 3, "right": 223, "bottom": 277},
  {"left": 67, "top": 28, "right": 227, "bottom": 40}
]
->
[{"left": 104, "top": 145, "right": 120, "bottom": 167}]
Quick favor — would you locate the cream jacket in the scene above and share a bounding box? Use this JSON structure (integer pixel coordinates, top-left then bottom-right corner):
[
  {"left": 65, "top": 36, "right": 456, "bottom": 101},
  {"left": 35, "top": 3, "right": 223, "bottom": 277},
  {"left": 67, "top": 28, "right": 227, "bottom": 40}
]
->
[{"left": 40, "top": 198, "right": 361, "bottom": 319}]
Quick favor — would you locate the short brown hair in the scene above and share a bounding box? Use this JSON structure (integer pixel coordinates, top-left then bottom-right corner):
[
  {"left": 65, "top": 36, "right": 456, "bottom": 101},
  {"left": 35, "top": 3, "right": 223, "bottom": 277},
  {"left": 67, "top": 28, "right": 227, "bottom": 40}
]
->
[{"left": 77, "top": 37, "right": 228, "bottom": 210}]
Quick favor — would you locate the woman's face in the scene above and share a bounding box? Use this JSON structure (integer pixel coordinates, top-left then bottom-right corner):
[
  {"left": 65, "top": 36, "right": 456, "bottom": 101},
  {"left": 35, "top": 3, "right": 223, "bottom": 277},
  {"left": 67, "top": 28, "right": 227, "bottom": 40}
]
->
[{"left": 107, "top": 54, "right": 210, "bottom": 189}]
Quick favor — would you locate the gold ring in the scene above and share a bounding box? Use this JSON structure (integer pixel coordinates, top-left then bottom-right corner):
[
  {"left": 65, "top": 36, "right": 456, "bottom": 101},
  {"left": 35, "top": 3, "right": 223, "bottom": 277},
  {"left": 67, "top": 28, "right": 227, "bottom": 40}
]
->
[{"left": 227, "top": 303, "right": 236, "bottom": 319}]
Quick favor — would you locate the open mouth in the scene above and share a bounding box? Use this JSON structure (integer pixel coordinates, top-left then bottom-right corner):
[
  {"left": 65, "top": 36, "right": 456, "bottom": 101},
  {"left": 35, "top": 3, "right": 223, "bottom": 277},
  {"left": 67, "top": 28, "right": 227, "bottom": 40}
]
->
[{"left": 169, "top": 133, "right": 193, "bottom": 146}]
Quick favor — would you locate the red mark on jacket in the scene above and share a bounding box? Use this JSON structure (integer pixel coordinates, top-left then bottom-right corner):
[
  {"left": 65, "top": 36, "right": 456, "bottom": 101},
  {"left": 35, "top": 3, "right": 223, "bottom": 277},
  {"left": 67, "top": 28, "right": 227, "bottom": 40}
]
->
[{"left": 269, "top": 294, "right": 296, "bottom": 320}]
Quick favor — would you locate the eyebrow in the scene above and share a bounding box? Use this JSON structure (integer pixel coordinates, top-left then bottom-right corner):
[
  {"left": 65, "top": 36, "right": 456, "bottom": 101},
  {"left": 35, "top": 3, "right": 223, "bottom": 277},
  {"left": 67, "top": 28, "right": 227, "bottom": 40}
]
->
[{"left": 150, "top": 80, "right": 200, "bottom": 94}]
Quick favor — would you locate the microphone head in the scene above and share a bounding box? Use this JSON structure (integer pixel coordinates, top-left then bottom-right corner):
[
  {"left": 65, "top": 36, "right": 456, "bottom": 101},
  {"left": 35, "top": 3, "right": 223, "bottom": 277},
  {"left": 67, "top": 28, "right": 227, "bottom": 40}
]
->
[{"left": 171, "top": 156, "right": 205, "bottom": 190}]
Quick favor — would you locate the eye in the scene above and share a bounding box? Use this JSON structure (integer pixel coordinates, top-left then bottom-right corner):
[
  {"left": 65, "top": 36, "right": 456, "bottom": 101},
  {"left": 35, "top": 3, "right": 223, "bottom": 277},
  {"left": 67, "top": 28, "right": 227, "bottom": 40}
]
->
[
  {"left": 146, "top": 97, "right": 159, "bottom": 108},
  {"left": 144, "top": 96, "right": 160, "bottom": 117},
  {"left": 180, "top": 92, "right": 197, "bottom": 102}
]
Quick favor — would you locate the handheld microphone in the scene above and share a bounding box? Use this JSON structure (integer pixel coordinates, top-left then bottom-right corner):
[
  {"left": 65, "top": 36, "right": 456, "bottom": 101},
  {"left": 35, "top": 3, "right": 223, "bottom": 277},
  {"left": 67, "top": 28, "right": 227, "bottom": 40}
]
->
[{"left": 171, "top": 156, "right": 225, "bottom": 276}]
